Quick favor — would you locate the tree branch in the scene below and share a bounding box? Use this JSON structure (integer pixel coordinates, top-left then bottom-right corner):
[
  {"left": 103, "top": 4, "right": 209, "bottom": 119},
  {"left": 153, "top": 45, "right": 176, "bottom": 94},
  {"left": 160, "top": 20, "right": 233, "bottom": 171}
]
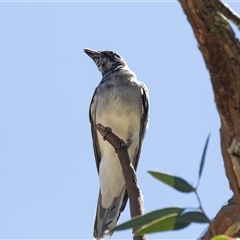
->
[
  {"left": 94, "top": 123, "right": 146, "bottom": 240},
  {"left": 178, "top": 0, "right": 240, "bottom": 238},
  {"left": 209, "top": 0, "right": 240, "bottom": 30},
  {"left": 202, "top": 197, "right": 240, "bottom": 239}
]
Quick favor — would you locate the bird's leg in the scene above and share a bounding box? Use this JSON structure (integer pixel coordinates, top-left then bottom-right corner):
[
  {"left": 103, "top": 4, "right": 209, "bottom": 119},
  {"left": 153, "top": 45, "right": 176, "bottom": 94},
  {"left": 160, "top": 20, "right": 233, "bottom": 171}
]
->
[{"left": 103, "top": 126, "right": 112, "bottom": 140}]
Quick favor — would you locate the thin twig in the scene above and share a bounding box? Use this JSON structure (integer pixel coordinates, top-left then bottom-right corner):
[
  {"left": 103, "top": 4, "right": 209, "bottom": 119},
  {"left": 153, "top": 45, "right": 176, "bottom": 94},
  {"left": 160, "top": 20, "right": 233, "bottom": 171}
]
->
[{"left": 194, "top": 189, "right": 209, "bottom": 222}]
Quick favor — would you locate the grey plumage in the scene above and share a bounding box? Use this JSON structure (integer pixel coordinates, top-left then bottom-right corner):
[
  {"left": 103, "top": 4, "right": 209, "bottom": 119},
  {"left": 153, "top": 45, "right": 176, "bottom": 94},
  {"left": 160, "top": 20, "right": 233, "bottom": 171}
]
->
[{"left": 84, "top": 48, "right": 149, "bottom": 239}]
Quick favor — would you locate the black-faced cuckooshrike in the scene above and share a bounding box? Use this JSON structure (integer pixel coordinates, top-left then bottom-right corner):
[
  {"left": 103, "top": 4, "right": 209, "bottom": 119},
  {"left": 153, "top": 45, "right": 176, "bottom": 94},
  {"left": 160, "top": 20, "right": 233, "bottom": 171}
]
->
[{"left": 84, "top": 48, "right": 149, "bottom": 239}]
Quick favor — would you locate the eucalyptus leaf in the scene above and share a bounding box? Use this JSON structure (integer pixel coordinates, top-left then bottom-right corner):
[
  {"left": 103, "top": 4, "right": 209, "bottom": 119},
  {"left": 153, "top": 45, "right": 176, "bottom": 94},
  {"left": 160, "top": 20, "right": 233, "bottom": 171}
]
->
[
  {"left": 178, "top": 211, "right": 210, "bottom": 224},
  {"left": 210, "top": 236, "right": 229, "bottom": 240},
  {"left": 113, "top": 207, "right": 183, "bottom": 231},
  {"left": 136, "top": 212, "right": 188, "bottom": 235},
  {"left": 198, "top": 134, "right": 210, "bottom": 183},
  {"left": 148, "top": 171, "right": 194, "bottom": 193},
  {"left": 136, "top": 211, "right": 210, "bottom": 235}
]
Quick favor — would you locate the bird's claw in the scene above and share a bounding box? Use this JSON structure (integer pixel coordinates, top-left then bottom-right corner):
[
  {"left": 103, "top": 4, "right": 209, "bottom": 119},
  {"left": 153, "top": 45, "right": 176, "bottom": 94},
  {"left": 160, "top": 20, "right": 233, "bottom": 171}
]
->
[
  {"left": 115, "top": 139, "right": 127, "bottom": 153},
  {"left": 103, "top": 127, "right": 112, "bottom": 140}
]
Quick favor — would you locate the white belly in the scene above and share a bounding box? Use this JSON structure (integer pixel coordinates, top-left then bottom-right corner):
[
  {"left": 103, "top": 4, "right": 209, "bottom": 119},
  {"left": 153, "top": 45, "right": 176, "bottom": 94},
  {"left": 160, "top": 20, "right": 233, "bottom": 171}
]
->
[{"left": 96, "top": 108, "right": 140, "bottom": 208}]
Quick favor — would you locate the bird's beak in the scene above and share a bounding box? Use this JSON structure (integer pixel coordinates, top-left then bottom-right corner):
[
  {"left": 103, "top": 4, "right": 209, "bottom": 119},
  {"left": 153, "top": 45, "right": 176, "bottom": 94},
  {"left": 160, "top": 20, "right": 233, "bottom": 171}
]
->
[{"left": 84, "top": 48, "right": 101, "bottom": 60}]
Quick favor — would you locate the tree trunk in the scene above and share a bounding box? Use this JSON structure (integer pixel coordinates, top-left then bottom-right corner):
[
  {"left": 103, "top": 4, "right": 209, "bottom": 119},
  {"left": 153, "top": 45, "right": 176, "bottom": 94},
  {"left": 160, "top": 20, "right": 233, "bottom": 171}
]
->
[{"left": 178, "top": 0, "right": 240, "bottom": 239}]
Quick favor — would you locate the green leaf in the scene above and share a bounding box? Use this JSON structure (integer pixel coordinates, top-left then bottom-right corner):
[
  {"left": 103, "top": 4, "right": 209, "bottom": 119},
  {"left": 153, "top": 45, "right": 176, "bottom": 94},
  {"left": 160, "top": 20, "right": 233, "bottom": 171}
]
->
[
  {"left": 136, "top": 211, "right": 210, "bottom": 235},
  {"left": 178, "top": 211, "right": 210, "bottom": 224},
  {"left": 113, "top": 207, "right": 183, "bottom": 231},
  {"left": 136, "top": 215, "right": 184, "bottom": 234},
  {"left": 136, "top": 212, "right": 189, "bottom": 235},
  {"left": 148, "top": 171, "right": 194, "bottom": 193},
  {"left": 210, "top": 236, "right": 229, "bottom": 240},
  {"left": 198, "top": 134, "right": 210, "bottom": 184}
]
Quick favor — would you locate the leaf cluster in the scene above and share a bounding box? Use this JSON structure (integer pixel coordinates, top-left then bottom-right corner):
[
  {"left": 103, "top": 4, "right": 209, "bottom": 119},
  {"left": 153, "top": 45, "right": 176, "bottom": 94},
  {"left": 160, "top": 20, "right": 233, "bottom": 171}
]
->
[{"left": 113, "top": 134, "right": 211, "bottom": 236}]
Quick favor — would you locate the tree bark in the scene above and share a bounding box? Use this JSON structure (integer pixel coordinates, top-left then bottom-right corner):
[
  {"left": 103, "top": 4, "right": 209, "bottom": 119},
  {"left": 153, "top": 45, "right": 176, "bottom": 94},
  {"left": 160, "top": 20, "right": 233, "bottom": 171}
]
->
[{"left": 178, "top": 0, "right": 240, "bottom": 238}]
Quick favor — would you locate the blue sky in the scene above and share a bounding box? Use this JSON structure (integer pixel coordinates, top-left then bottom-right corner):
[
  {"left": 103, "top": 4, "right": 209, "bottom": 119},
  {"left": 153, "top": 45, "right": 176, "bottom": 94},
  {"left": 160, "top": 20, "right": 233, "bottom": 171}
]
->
[{"left": 1, "top": 1, "right": 240, "bottom": 239}]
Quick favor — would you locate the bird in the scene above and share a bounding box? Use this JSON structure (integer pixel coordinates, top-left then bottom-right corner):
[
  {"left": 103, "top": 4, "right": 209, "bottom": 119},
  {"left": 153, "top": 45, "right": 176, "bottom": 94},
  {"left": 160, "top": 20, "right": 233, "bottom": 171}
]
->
[{"left": 84, "top": 48, "right": 149, "bottom": 239}]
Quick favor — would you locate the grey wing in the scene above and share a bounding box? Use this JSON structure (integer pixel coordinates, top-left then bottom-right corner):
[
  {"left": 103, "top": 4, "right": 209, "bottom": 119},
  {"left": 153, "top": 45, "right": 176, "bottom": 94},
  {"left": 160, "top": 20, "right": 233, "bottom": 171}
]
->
[
  {"left": 120, "top": 81, "right": 150, "bottom": 212},
  {"left": 133, "top": 82, "right": 149, "bottom": 170},
  {"left": 89, "top": 86, "right": 101, "bottom": 173}
]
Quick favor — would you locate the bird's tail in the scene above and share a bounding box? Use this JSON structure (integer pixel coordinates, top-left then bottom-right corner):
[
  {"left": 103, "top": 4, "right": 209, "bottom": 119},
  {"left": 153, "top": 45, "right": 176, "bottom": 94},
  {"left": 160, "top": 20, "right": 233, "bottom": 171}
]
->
[{"left": 93, "top": 188, "right": 127, "bottom": 239}]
